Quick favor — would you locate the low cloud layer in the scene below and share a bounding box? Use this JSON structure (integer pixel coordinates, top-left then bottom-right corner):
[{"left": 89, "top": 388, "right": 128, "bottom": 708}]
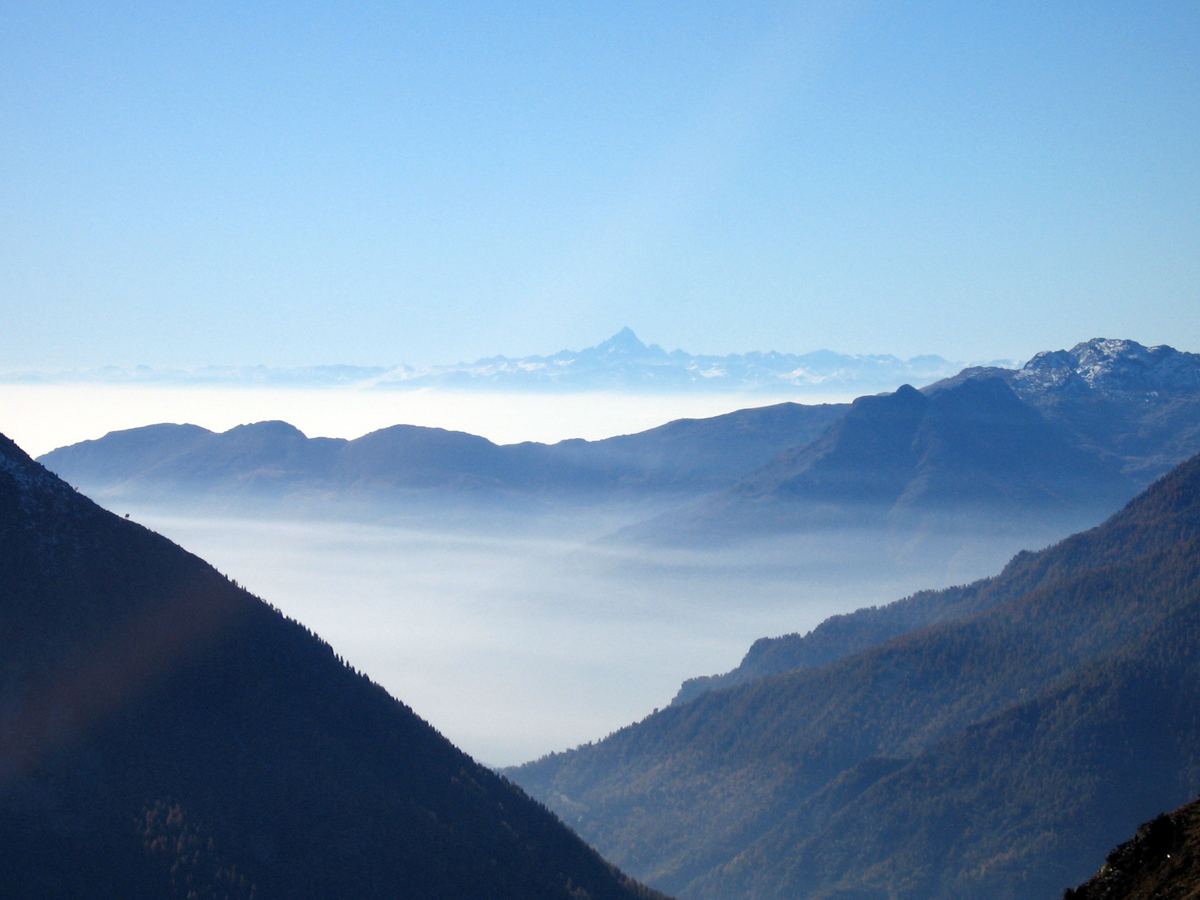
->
[{"left": 119, "top": 499, "right": 1076, "bottom": 766}]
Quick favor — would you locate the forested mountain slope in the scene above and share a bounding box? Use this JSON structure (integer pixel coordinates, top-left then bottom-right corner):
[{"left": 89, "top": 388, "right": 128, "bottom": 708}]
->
[
  {"left": 510, "top": 453, "right": 1200, "bottom": 900},
  {"left": 0, "top": 432, "right": 668, "bottom": 900}
]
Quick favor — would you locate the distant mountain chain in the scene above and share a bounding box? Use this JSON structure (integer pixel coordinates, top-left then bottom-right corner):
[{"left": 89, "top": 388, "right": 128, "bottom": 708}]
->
[
  {"left": 617, "top": 337, "right": 1200, "bottom": 550},
  {"left": 508, "top": 450, "right": 1200, "bottom": 900},
  {"left": 0, "top": 433, "right": 668, "bottom": 900},
  {"left": 4, "top": 327, "right": 996, "bottom": 394},
  {"left": 39, "top": 338, "right": 1200, "bottom": 545}
]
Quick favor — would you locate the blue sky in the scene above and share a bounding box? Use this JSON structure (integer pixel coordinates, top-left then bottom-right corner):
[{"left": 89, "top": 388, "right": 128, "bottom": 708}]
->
[{"left": 2, "top": 0, "right": 1197, "bottom": 368}]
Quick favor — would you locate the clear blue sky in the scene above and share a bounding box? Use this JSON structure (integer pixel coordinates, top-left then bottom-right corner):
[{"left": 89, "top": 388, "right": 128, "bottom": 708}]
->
[{"left": 2, "top": 0, "right": 1197, "bottom": 368}]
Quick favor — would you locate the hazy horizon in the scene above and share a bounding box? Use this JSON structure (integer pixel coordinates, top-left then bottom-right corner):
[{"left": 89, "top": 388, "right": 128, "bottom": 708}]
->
[{"left": 3, "top": 382, "right": 865, "bottom": 460}]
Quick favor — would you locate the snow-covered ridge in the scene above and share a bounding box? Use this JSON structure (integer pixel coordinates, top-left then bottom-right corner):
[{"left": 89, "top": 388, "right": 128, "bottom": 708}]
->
[{"left": 1015, "top": 338, "right": 1200, "bottom": 397}]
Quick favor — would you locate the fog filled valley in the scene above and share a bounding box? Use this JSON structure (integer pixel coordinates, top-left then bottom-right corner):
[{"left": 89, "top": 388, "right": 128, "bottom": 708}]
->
[
  {"left": 91, "top": 498, "right": 1077, "bottom": 766},
  {"left": 10, "top": 337, "right": 1200, "bottom": 899},
  {"left": 35, "top": 338, "right": 1185, "bottom": 765}
]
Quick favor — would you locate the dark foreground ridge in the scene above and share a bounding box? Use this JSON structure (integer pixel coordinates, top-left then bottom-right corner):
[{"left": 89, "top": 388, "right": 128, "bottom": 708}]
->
[
  {"left": 509, "top": 452, "right": 1200, "bottom": 900},
  {"left": 1065, "top": 795, "right": 1200, "bottom": 900},
  {"left": 0, "top": 433, "right": 669, "bottom": 900}
]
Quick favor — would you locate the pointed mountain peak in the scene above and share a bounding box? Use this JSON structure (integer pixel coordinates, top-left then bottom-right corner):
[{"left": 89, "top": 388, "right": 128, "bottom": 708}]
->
[{"left": 595, "top": 327, "right": 648, "bottom": 354}]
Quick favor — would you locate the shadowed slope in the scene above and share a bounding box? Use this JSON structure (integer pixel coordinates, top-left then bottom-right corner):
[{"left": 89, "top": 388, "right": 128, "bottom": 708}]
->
[
  {"left": 938, "top": 338, "right": 1200, "bottom": 480},
  {"left": 621, "top": 376, "right": 1135, "bottom": 547},
  {"left": 0, "top": 433, "right": 668, "bottom": 900},
  {"left": 1065, "top": 796, "right": 1200, "bottom": 900},
  {"left": 37, "top": 403, "right": 847, "bottom": 502}
]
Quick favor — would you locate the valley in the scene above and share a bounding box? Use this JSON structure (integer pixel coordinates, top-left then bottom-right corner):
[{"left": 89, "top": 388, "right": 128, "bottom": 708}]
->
[
  {"left": 9, "top": 336, "right": 1200, "bottom": 898},
  {"left": 8, "top": 3, "right": 1197, "bottom": 894}
]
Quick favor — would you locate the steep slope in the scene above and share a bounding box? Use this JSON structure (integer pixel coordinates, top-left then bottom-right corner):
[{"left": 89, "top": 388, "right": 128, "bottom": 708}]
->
[
  {"left": 509, "top": 454, "right": 1200, "bottom": 900},
  {"left": 37, "top": 402, "right": 846, "bottom": 502},
  {"left": 0, "top": 433, "right": 668, "bottom": 900},
  {"left": 1065, "top": 797, "right": 1200, "bottom": 900},
  {"left": 626, "top": 375, "right": 1135, "bottom": 546},
  {"left": 673, "top": 579, "right": 1000, "bottom": 704},
  {"left": 698, "top": 589, "right": 1200, "bottom": 900}
]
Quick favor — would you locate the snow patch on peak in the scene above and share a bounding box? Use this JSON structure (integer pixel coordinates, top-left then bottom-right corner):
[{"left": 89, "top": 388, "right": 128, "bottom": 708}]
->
[{"left": 1015, "top": 338, "right": 1200, "bottom": 397}]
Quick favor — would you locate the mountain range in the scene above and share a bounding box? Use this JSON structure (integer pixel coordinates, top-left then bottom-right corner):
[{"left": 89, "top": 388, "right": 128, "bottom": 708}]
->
[
  {"left": 617, "top": 338, "right": 1200, "bottom": 549},
  {"left": 34, "top": 339, "right": 1200, "bottom": 596},
  {"left": 968, "top": 337, "right": 1200, "bottom": 479},
  {"left": 0, "top": 432, "right": 667, "bottom": 899},
  {"left": 9, "top": 336, "right": 1200, "bottom": 899},
  {"left": 36, "top": 401, "right": 847, "bottom": 504},
  {"left": 371, "top": 328, "right": 971, "bottom": 394},
  {"left": 39, "top": 340, "right": 1200, "bottom": 521},
  {"left": 620, "top": 375, "right": 1136, "bottom": 547},
  {"left": 3, "top": 328, "right": 976, "bottom": 395},
  {"left": 507, "top": 450, "right": 1200, "bottom": 900}
]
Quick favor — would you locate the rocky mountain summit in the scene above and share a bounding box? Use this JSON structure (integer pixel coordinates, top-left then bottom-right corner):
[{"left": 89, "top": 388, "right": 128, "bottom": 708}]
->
[
  {"left": 1065, "top": 796, "right": 1200, "bottom": 900},
  {"left": 1013, "top": 338, "right": 1200, "bottom": 398},
  {"left": 932, "top": 338, "right": 1200, "bottom": 478}
]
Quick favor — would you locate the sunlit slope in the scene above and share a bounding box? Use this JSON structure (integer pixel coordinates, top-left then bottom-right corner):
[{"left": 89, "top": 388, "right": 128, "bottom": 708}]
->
[
  {"left": 509, "top": 453, "right": 1200, "bottom": 900},
  {"left": 0, "top": 433, "right": 669, "bottom": 900}
]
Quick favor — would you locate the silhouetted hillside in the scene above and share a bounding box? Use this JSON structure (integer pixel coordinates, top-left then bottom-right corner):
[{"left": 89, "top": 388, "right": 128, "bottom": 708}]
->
[
  {"left": 510, "top": 453, "right": 1200, "bottom": 900},
  {"left": 1065, "top": 796, "right": 1200, "bottom": 900},
  {"left": 0, "top": 433, "right": 669, "bottom": 900},
  {"left": 37, "top": 402, "right": 847, "bottom": 503}
]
